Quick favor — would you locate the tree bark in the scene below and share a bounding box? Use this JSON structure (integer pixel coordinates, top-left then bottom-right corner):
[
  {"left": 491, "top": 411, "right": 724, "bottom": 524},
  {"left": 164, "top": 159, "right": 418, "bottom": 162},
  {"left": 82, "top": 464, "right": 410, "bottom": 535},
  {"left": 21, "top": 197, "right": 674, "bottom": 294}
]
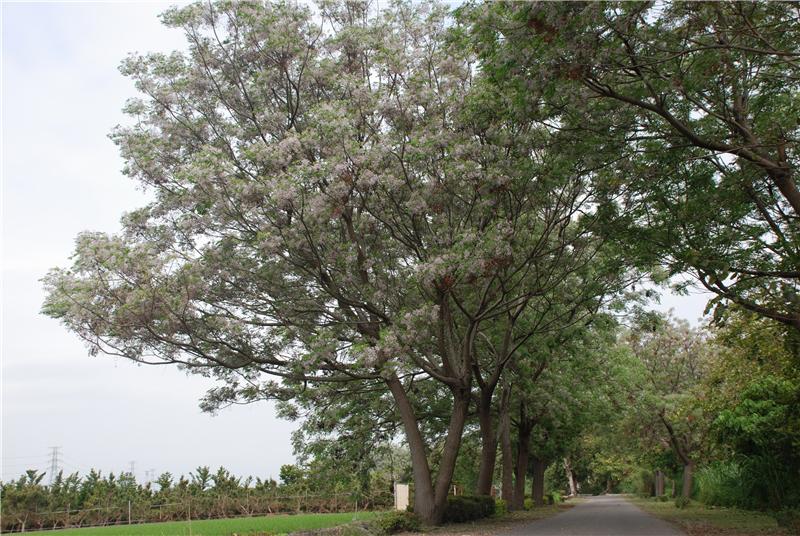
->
[
  {"left": 564, "top": 458, "right": 578, "bottom": 497},
  {"left": 386, "top": 376, "right": 471, "bottom": 524},
  {"left": 432, "top": 388, "right": 471, "bottom": 520},
  {"left": 531, "top": 456, "right": 546, "bottom": 506},
  {"left": 499, "top": 386, "right": 514, "bottom": 504},
  {"left": 475, "top": 389, "right": 497, "bottom": 495},
  {"left": 681, "top": 462, "right": 694, "bottom": 499},
  {"left": 655, "top": 470, "right": 665, "bottom": 497},
  {"left": 385, "top": 375, "right": 436, "bottom": 522},
  {"left": 512, "top": 423, "right": 532, "bottom": 510}
]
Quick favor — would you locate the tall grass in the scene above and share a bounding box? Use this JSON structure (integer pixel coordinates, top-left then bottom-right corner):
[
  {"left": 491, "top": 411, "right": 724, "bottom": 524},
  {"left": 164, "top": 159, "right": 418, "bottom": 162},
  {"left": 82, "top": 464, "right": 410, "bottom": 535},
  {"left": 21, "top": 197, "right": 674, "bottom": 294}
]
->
[{"left": 697, "top": 457, "right": 799, "bottom": 510}]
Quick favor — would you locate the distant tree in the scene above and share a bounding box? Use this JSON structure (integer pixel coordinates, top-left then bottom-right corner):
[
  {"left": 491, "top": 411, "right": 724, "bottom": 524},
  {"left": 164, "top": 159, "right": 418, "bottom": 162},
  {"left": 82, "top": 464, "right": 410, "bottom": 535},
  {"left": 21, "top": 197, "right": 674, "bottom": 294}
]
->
[{"left": 625, "top": 312, "right": 713, "bottom": 498}]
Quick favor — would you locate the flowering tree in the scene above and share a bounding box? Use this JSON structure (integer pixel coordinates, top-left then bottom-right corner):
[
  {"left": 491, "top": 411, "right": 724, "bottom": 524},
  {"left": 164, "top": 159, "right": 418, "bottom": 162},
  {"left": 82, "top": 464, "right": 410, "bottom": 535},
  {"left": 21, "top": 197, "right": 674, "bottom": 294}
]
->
[{"left": 43, "top": 0, "right": 630, "bottom": 522}]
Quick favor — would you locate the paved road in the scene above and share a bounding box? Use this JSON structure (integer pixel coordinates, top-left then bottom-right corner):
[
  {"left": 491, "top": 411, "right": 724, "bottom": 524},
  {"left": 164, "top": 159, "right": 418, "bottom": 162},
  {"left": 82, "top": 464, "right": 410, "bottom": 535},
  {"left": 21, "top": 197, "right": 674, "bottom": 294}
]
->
[{"left": 501, "top": 495, "right": 684, "bottom": 536}]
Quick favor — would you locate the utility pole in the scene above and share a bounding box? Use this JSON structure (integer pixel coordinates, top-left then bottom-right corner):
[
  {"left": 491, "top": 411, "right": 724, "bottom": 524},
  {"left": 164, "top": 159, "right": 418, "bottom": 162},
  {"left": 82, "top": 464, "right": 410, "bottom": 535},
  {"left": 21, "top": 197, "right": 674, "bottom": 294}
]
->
[
  {"left": 48, "top": 446, "right": 62, "bottom": 485},
  {"left": 128, "top": 460, "right": 136, "bottom": 479}
]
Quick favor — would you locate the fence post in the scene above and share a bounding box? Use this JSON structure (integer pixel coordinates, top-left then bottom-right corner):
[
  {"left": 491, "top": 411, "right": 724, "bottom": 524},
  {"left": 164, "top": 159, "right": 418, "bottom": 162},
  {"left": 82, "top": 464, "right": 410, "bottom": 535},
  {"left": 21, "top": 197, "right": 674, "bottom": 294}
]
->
[
  {"left": 127, "top": 500, "right": 131, "bottom": 525},
  {"left": 66, "top": 503, "right": 70, "bottom": 529}
]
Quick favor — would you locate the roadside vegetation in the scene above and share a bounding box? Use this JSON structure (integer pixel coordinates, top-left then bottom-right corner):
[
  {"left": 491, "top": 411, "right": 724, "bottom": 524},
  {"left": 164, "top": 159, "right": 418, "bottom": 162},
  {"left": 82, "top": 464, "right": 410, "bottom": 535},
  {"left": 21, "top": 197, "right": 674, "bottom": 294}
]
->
[{"left": 629, "top": 496, "right": 790, "bottom": 536}]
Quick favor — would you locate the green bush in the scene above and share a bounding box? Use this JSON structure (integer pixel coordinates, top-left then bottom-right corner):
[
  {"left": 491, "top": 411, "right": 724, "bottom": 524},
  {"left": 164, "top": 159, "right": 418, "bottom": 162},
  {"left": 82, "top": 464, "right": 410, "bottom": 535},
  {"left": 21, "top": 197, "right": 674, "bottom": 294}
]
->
[
  {"left": 523, "top": 498, "right": 534, "bottom": 510},
  {"left": 442, "top": 495, "right": 495, "bottom": 523},
  {"left": 494, "top": 499, "right": 508, "bottom": 517},
  {"left": 674, "top": 496, "right": 691, "bottom": 509},
  {"left": 372, "top": 511, "right": 421, "bottom": 534},
  {"left": 696, "top": 461, "right": 752, "bottom": 508},
  {"left": 545, "top": 491, "right": 562, "bottom": 505},
  {"left": 656, "top": 495, "right": 670, "bottom": 502}
]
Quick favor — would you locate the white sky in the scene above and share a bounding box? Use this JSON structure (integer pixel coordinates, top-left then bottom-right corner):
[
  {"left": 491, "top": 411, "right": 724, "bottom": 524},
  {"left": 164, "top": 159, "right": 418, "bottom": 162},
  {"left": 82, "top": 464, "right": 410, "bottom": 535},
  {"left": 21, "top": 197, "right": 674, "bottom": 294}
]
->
[
  {"left": 1, "top": 1, "right": 297, "bottom": 484},
  {"left": 1, "top": 1, "right": 711, "bottom": 485}
]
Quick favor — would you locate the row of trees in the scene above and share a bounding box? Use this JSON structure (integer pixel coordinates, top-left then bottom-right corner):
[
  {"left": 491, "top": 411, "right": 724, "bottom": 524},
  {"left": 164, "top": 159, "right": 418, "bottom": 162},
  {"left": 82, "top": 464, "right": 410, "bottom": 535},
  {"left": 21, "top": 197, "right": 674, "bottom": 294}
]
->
[
  {"left": 561, "top": 308, "right": 799, "bottom": 512},
  {"left": 1, "top": 463, "right": 392, "bottom": 532},
  {"left": 40, "top": 0, "right": 799, "bottom": 525}
]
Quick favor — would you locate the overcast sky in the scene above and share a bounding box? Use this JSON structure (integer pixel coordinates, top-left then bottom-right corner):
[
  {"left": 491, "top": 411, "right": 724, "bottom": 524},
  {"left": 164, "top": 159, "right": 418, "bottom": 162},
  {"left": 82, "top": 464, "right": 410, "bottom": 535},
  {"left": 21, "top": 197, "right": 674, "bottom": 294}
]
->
[{"left": 1, "top": 1, "right": 711, "bottom": 484}]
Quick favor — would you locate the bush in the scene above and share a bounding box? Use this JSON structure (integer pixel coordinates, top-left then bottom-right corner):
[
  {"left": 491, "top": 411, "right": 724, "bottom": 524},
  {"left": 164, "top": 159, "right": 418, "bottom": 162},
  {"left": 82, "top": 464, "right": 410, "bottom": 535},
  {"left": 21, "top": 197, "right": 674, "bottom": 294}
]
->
[
  {"left": 442, "top": 495, "right": 495, "bottom": 523},
  {"left": 656, "top": 495, "right": 670, "bottom": 502},
  {"left": 674, "top": 496, "right": 691, "bottom": 509},
  {"left": 545, "top": 491, "right": 562, "bottom": 505},
  {"left": 372, "top": 511, "right": 421, "bottom": 534},
  {"left": 494, "top": 499, "right": 508, "bottom": 517},
  {"left": 523, "top": 498, "right": 534, "bottom": 510}
]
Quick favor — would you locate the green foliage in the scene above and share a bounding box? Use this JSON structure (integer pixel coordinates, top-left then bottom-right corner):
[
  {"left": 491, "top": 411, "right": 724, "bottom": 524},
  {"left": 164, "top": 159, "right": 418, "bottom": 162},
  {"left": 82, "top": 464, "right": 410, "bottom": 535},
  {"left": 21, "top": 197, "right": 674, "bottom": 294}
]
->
[
  {"left": 442, "top": 495, "right": 495, "bottom": 523},
  {"left": 371, "top": 511, "right": 420, "bottom": 534},
  {"left": 0, "top": 466, "right": 387, "bottom": 533},
  {"left": 523, "top": 498, "right": 534, "bottom": 511},
  {"left": 494, "top": 499, "right": 507, "bottom": 517},
  {"left": 696, "top": 462, "right": 753, "bottom": 509},
  {"left": 674, "top": 496, "right": 691, "bottom": 509},
  {"left": 545, "top": 491, "right": 562, "bottom": 505}
]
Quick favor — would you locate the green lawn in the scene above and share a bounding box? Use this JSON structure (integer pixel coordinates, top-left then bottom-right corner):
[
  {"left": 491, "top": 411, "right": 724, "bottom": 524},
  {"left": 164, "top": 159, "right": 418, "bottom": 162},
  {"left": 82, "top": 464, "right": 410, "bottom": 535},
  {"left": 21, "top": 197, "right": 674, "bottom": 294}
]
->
[
  {"left": 627, "top": 496, "right": 788, "bottom": 536},
  {"left": 44, "top": 511, "right": 380, "bottom": 536}
]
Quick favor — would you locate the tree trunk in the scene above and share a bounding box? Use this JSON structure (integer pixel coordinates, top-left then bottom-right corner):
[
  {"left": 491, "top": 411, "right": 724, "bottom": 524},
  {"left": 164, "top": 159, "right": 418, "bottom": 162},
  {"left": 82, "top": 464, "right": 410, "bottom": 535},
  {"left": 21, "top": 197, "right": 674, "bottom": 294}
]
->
[
  {"left": 385, "top": 375, "right": 436, "bottom": 523},
  {"left": 564, "top": 458, "right": 578, "bottom": 497},
  {"left": 531, "top": 456, "right": 546, "bottom": 506},
  {"left": 655, "top": 470, "right": 664, "bottom": 497},
  {"left": 499, "top": 386, "right": 514, "bottom": 504},
  {"left": 386, "top": 376, "right": 471, "bottom": 524},
  {"left": 512, "top": 424, "right": 531, "bottom": 510},
  {"left": 681, "top": 462, "right": 694, "bottom": 499},
  {"left": 475, "top": 389, "right": 497, "bottom": 495},
  {"left": 432, "top": 388, "right": 471, "bottom": 519}
]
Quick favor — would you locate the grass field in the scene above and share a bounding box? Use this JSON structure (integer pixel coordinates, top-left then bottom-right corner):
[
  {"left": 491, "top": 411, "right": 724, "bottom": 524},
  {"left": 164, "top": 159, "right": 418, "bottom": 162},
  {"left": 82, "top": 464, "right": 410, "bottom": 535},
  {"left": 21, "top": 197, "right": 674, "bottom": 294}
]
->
[
  {"left": 628, "top": 496, "right": 788, "bottom": 536},
  {"left": 41, "top": 511, "right": 380, "bottom": 536}
]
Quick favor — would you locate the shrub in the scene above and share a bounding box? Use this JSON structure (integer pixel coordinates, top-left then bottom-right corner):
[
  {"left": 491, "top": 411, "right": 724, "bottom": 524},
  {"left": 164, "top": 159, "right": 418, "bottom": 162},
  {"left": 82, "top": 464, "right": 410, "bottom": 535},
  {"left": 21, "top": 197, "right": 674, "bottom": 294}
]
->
[
  {"left": 494, "top": 499, "right": 508, "bottom": 517},
  {"left": 523, "top": 498, "right": 534, "bottom": 510},
  {"left": 442, "top": 495, "right": 495, "bottom": 523},
  {"left": 696, "top": 461, "right": 753, "bottom": 508},
  {"left": 674, "top": 496, "right": 691, "bottom": 509},
  {"left": 372, "top": 511, "right": 421, "bottom": 534},
  {"left": 545, "top": 491, "right": 562, "bottom": 505},
  {"left": 656, "top": 495, "right": 670, "bottom": 502}
]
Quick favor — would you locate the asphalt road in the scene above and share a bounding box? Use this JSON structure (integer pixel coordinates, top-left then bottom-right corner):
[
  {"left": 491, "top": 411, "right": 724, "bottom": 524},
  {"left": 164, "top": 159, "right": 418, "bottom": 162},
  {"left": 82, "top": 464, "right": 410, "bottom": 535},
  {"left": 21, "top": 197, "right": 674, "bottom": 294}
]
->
[{"left": 501, "top": 495, "right": 685, "bottom": 536}]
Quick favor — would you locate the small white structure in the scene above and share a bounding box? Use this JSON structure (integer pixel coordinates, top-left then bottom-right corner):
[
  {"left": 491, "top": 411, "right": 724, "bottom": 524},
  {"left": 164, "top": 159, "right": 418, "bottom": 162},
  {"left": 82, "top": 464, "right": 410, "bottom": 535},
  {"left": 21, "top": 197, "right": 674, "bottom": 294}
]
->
[{"left": 394, "top": 483, "right": 410, "bottom": 511}]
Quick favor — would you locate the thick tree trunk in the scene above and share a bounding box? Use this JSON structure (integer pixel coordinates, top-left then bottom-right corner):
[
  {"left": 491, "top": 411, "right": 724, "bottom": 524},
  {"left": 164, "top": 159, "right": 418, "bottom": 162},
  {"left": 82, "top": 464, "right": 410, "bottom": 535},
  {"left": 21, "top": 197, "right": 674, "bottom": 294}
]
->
[
  {"left": 499, "top": 387, "right": 514, "bottom": 504},
  {"left": 386, "top": 376, "right": 471, "bottom": 524},
  {"left": 564, "top": 458, "right": 578, "bottom": 497},
  {"left": 512, "top": 425, "right": 531, "bottom": 510},
  {"left": 432, "top": 389, "right": 471, "bottom": 519},
  {"left": 475, "top": 390, "right": 497, "bottom": 495},
  {"left": 386, "top": 375, "right": 436, "bottom": 522},
  {"left": 681, "top": 462, "right": 694, "bottom": 499},
  {"left": 531, "top": 456, "right": 546, "bottom": 506}
]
